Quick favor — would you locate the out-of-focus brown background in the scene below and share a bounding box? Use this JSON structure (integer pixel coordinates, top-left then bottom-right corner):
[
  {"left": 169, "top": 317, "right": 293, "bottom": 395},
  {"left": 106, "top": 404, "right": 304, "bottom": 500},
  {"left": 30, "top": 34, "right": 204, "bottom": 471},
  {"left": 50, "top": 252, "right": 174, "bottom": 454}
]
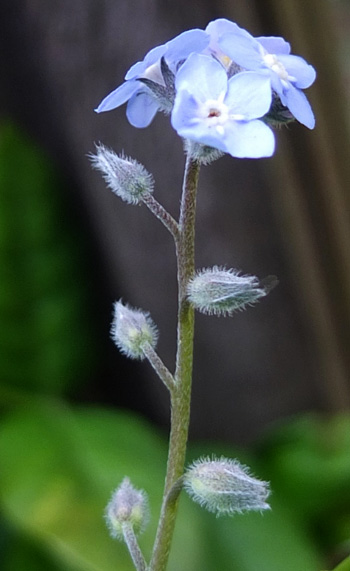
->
[{"left": 1, "top": 0, "right": 349, "bottom": 445}]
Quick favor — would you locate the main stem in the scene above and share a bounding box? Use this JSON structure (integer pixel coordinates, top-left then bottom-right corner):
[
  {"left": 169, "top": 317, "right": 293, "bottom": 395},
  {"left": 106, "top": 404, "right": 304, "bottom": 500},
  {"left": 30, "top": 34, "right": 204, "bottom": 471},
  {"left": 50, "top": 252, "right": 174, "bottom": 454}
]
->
[{"left": 149, "top": 155, "right": 200, "bottom": 571}]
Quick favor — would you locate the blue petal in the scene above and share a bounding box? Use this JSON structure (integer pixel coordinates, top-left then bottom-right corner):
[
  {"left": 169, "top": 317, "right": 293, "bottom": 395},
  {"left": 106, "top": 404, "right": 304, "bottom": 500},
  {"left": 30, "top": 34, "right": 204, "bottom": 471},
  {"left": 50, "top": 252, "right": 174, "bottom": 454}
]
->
[
  {"left": 284, "top": 85, "right": 315, "bottom": 129},
  {"left": 95, "top": 81, "right": 139, "bottom": 113},
  {"left": 171, "top": 89, "right": 226, "bottom": 149},
  {"left": 125, "top": 30, "right": 209, "bottom": 81},
  {"left": 219, "top": 32, "right": 263, "bottom": 70},
  {"left": 269, "top": 73, "right": 284, "bottom": 96},
  {"left": 206, "top": 19, "right": 252, "bottom": 42},
  {"left": 278, "top": 54, "right": 316, "bottom": 88},
  {"left": 224, "top": 120, "right": 275, "bottom": 158},
  {"left": 225, "top": 72, "right": 272, "bottom": 119},
  {"left": 172, "top": 90, "right": 201, "bottom": 132},
  {"left": 166, "top": 29, "right": 209, "bottom": 61},
  {"left": 256, "top": 36, "right": 291, "bottom": 55},
  {"left": 171, "top": 88, "right": 275, "bottom": 159},
  {"left": 175, "top": 53, "right": 228, "bottom": 102},
  {"left": 125, "top": 45, "right": 167, "bottom": 80},
  {"left": 126, "top": 91, "right": 159, "bottom": 128}
]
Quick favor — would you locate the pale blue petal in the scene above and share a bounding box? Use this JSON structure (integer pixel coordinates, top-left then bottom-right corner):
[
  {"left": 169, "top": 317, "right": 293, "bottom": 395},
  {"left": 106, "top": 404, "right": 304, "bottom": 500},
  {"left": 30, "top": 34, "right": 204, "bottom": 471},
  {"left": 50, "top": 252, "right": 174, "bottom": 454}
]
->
[
  {"left": 225, "top": 72, "right": 272, "bottom": 119},
  {"left": 126, "top": 91, "right": 159, "bottom": 128},
  {"left": 278, "top": 54, "right": 316, "bottom": 88},
  {"left": 283, "top": 86, "right": 315, "bottom": 129},
  {"left": 172, "top": 90, "right": 201, "bottom": 133},
  {"left": 125, "top": 30, "right": 209, "bottom": 81},
  {"left": 95, "top": 81, "right": 139, "bottom": 113},
  {"left": 269, "top": 73, "right": 284, "bottom": 95},
  {"left": 166, "top": 29, "right": 209, "bottom": 61},
  {"left": 171, "top": 88, "right": 275, "bottom": 158},
  {"left": 256, "top": 36, "right": 291, "bottom": 55},
  {"left": 224, "top": 120, "right": 275, "bottom": 158},
  {"left": 175, "top": 53, "right": 228, "bottom": 102},
  {"left": 206, "top": 19, "right": 252, "bottom": 42},
  {"left": 125, "top": 45, "right": 166, "bottom": 80},
  {"left": 219, "top": 33, "right": 263, "bottom": 70},
  {"left": 171, "top": 89, "right": 225, "bottom": 149}
]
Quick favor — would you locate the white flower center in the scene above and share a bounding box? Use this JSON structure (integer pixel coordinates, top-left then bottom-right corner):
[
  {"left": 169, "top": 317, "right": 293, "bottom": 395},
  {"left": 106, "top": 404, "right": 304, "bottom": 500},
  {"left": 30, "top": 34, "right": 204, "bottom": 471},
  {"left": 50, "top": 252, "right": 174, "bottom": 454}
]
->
[
  {"left": 198, "top": 94, "right": 244, "bottom": 135},
  {"left": 263, "top": 53, "right": 289, "bottom": 81},
  {"left": 201, "top": 97, "right": 228, "bottom": 135},
  {"left": 143, "top": 61, "right": 165, "bottom": 85}
]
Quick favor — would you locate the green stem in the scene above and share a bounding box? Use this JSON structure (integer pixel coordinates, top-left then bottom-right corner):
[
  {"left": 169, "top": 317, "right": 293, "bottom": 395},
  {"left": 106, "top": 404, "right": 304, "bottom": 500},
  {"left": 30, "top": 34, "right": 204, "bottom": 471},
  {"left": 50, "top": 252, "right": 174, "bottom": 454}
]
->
[
  {"left": 149, "top": 155, "right": 200, "bottom": 571},
  {"left": 143, "top": 342, "right": 175, "bottom": 391},
  {"left": 122, "top": 522, "right": 148, "bottom": 571},
  {"left": 142, "top": 192, "right": 180, "bottom": 241}
]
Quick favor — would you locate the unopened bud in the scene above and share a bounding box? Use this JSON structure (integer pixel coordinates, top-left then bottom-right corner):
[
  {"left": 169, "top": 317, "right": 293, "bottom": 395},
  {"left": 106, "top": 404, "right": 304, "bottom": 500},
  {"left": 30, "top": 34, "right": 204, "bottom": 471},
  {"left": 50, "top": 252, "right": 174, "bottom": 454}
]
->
[
  {"left": 105, "top": 477, "right": 149, "bottom": 540},
  {"left": 184, "top": 457, "right": 270, "bottom": 516},
  {"left": 187, "top": 266, "right": 277, "bottom": 316},
  {"left": 111, "top": 300, "right": 158, "bottom": 359},
  {"left": 90, "top": 144, "right": 154, "bottom": 204}
]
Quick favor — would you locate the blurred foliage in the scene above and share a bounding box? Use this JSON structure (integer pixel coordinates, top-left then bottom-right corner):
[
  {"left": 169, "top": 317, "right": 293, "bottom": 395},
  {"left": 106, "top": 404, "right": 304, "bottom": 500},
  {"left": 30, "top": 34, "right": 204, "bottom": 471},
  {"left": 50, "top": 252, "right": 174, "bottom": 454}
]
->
[
  {"left": 0, "top": 402, "right": 349, "bottom": 570},
  {"left": 332, "top": 558, "right": 350, "bottom": 571},
  {"left": 0, "top": 122, "right": 95, "bottom": 395},
  {"left": 0, "top": 401, "right": 326, "bottom": 571},
  {"left": 257, "top": 415, "right": 350, "bottom": 570},
  {"left": 0, "top": 122, "right": 348, "bottom": 570}
]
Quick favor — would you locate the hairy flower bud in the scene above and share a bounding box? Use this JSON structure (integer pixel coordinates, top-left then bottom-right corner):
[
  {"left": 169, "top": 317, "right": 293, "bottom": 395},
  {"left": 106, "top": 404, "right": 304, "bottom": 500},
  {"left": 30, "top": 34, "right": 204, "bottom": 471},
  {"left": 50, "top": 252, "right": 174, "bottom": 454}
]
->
[
  {"left": 111, "top": 300, "right": 158, "bottom": 360},
  {"left": 184, "top": 457, "right": 270, "bottom": 516},
  {"left": 105, "top": 477, "right": 149, "bottom": 540},
  {"left": 90, "top": 144, "right": 154, "bottom": 204},
  {"left": 187, "top": 266, "right": 277, "bottom": 316}
]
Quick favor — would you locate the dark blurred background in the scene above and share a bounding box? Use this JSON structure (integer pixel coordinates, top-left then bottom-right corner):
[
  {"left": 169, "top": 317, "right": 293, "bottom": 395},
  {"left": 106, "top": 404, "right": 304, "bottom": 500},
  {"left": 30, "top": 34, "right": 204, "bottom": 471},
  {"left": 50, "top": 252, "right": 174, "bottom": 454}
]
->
[
  {"left": 0, "top": 1, "right": 350, "bottom": 570},
  {"left": 2, "top": 0, "right": 348, "bottom": 442}
]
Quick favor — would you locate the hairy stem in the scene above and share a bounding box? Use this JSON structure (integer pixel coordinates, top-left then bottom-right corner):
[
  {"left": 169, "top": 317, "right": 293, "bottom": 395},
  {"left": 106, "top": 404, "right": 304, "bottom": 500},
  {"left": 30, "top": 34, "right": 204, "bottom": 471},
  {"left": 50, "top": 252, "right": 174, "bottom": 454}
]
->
[
  {"left": 143, "top": 342, "right": 175, "bottom": 391},
  {"left": 142, "top": 193, "right": 180, "bottom": 241},
  {"left": 122, "top": 522, "right": 148, "bottom": 571},
  {"left": 150, "top": 155, "right": 200, "bottom": 571}
]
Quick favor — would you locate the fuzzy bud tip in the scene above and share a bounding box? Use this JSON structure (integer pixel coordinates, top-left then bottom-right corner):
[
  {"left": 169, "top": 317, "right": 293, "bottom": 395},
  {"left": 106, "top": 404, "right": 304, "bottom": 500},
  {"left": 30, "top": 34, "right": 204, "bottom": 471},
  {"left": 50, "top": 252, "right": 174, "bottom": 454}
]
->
[
  {"left": 90, "top": 143, "right": 154, "bottom": 204},
  {"left": 184, "top": 457, "right": 270, "bottom": 516},
  {"left": 111, "top": 300, "right": 158, "bottom": 360},
  {"left": 105, "top": 477, "right": 149, "bottom": 540},
  {"left": 187, "top": 266, "right": 277, "bottom": 316}
]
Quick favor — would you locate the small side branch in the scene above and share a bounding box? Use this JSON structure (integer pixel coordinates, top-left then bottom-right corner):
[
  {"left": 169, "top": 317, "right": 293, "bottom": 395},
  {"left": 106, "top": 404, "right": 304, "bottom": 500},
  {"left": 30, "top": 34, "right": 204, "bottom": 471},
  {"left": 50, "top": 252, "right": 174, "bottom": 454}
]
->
[
  {"left": 122, "top": 522, "right": 148, "bottom": 571},
  {"left": 143, "top": 343, "right": 175, "bottom": 392},
  {"left": 142, "top": 193, "right": 180, "bottom": 242}
]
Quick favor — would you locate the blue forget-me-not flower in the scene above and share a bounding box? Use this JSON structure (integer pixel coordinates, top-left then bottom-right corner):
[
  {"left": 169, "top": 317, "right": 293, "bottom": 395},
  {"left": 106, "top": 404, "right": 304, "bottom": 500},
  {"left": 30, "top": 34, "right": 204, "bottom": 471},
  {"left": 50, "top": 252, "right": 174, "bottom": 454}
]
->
[
  {"left": 216, "top": 20, "right": 316, "bottom": 128},
  {"left": 95, "top": 29, "right": 209, "bottom": 127},
  {"left": 171, "top": 53, "right": 275, "bottom": 158},
  {"left": 95, "top": 18, "right": 316, "bottom": 158}
]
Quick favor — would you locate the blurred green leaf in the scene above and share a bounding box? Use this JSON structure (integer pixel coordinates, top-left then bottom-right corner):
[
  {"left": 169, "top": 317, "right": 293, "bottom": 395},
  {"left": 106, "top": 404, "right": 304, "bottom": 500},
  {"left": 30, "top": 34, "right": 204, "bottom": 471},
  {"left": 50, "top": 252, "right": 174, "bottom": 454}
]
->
[
  {"left": 324, "top": 556, "right": 350, "bottom": 571},
  {"left": 0, "top": 401, "right": 208, "bottom": 570},
  {"left": 0, "top": 519, "right": 70, "bottom": 571},
  {"left": 0, "top": 122, "right": 96, "bottom": 396},
  {"left": 0, "top": 401, "right": 327, "bottom": 570},
  {"left": 258, "top": 415, "right": 350, "bottom": 522},
  {"left": 209, "top": 499, "right": 322, "bottom": 571}
]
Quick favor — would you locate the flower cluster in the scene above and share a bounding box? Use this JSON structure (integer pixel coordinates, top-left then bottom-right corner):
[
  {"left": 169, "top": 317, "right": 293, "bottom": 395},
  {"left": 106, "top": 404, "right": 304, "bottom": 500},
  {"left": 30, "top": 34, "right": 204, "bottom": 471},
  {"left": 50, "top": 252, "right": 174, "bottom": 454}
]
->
[{"left": 96, "top": 18, "right": 316, "bottom": 159}]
